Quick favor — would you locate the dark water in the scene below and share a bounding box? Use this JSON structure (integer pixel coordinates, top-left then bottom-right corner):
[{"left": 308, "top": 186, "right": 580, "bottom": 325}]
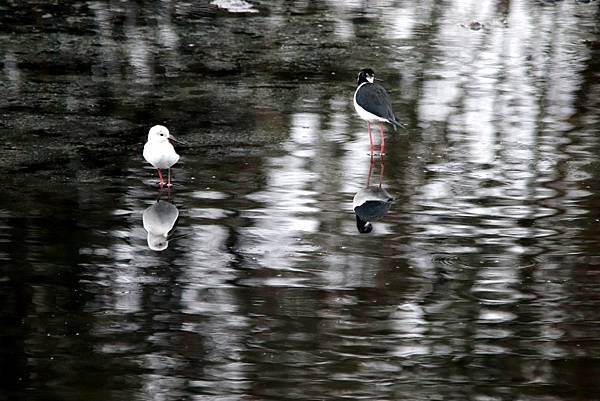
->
[{"left": 2, "top": 0, "right": 600, "bottom": 400}]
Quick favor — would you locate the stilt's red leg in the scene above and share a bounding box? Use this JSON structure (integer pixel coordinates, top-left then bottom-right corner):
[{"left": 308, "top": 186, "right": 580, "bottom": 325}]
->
[
  {"left": 157, "top": 169, "right": 164, "bottom": 187},
  {"left": 366, "top": 153, "right": 375, "bottom": 187},
  {"left": 167, "top": 168, "right": 172, "bottom": 187},
  {"left": 379, "top": 154, "right": 385, "bottom": 187},
  {"left": 379, "top": 122, "right": 385, "bottom": 155},
  {"left": 367, "top": 122, "right": 374, "bottom": 155}
]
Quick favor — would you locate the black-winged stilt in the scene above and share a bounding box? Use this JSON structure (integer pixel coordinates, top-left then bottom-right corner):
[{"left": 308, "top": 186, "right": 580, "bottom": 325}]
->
[{"left": 353, "top": 68, "right": 402, "bottom": 155}]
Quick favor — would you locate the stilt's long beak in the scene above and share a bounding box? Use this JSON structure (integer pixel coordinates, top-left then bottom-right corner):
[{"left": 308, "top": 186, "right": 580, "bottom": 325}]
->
[{"left": 374, "top": 77, "right": 383, "bottom": 82}]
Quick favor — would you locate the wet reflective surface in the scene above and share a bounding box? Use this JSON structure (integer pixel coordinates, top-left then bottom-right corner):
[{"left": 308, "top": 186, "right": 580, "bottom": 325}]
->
[{"left": 2, "top": 0, "right": 600, "bottom": 399}]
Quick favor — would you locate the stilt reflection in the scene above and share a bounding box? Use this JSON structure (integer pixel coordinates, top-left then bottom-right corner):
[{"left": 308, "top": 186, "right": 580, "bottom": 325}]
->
[{"left": 353, "top": 155, "right": 394, "bottom": 233}]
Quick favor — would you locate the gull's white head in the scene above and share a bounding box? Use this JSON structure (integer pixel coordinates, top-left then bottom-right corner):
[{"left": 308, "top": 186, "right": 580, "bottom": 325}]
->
[
  {"left": 147, "top": 125, "right": 171, "bottom": 143},
  {"left": 147, "top": 233, "right": 169, "bottom": 251}
]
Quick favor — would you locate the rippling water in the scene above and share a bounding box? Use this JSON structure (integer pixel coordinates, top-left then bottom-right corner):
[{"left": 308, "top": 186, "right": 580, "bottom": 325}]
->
[{"left": 1, "top": 0, "right": 600, "bottom": 400}]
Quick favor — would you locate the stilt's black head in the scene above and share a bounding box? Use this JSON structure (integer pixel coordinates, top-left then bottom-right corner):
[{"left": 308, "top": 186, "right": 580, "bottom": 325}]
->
[
  {"left": 357, "top": 68, "right": 376, "bottom": 86},
  {"left": 356, "top": 215, "right": 373, "bottom": 233}
]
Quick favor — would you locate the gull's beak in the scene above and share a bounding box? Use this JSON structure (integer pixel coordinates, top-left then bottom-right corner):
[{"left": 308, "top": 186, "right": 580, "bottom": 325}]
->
[
  {"left": 167, "top": 232, "right": 191, "bottom": 241},
  {"left": 169, "top": 134, "right": 188, "bottom": 146}
]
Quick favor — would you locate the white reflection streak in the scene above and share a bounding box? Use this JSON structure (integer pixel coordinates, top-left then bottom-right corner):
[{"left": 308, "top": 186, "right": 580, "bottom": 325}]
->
[
  {"left": 412, "top": 0, "right": 595, "bottom": 364},
  {"left": 181, "top": 292, "right": 250, "bottom": 396},
  {"left": 157, "top": 0, "right": 182, "bottom": 76},
  {"left": 383, "top": 5, "right": 416, "bottom": 41},
  {"left": 241, "top": 113, "right": 320, "bottom": 269},
  {"left": 323, "top": 0, "right": 360, "bottom": 41},
  {"left": 158, "top": 1, "right": 179, "bottom": 49},
  {"left": 495, "top": 0, "right": 538, "bottom": 211},
  {"left": 315, "top": 96, "right": 351, "bottom": 194},
  {"left": 141, "top": 373, "right": 185, "bottom": 401},
  {"left": 407, "top": 0, "right": 597, "bottom": 262},
  {"left": 411, "top": 0, "right": 501, "bottom": 250},
  {"left": 389, "top": 302, "right": 429, "bottom": 357},
  {"left": 341, "top": 123, "right": 370, "bottom": 194},
  {"left": 179, "top": 225, "right": 234, "bottom": 291},
  {"left": 90, "top": 1, "right": 121, "bottom": 78},
  {"left": 2, "top": 52, "right": 21, "bottom": 93},
  {"left": 419, "top": 0, "right": 498, "bottom": 164},
  {"left": 124, "top": 6, "right": 153, "bottom": 81},
  {"left": 127, "top": 31, "right": 152, "bottom": 80},
  {"left": 457, "top": 0, "right": 497, "bottom": 165},
  {"left": 527, "top": 1, "right": 594, "bottom": 358}
]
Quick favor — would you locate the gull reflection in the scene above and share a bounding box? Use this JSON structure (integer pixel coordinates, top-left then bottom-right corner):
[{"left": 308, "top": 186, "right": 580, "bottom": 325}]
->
[
  {"left": 353, "top": 156, "right": 393, "bottom": 233},
  {"left": 142, "top": 193, "right": 180, "bottom": 251}
]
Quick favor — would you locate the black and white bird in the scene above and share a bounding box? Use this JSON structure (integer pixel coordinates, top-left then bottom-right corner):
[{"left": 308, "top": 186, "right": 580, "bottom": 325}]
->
[
  {"left": 353, "top": 68, "right": 402, "bottom": 155},
  {"left": 353, "top": 155, "right": 394, "bottom": 233},
  {"left": 353, "top": 185, "right": 394, "bottom": 233},
  {"left": 143, "top": 125, "right": 180, "bottom": 187}
]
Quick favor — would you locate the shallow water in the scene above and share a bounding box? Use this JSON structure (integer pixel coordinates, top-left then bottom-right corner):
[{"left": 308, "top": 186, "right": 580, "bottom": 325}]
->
[{"left": 1, "top": 0, "right": 600, "bottom": 400}]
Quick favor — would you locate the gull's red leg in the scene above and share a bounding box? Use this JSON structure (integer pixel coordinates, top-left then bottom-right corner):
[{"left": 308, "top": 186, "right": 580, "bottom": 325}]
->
[
  {"left": 167, "top": 168, "right": 172, "bottom": 187},
  {"left": 367, "top": 122, "right": 374, "bottom": 155},
  {"left": 157, "top": 169, "right": 164, "bottom": 187},
  {"left": 379, "top": 122, "right": 385, "bottom": 155}
]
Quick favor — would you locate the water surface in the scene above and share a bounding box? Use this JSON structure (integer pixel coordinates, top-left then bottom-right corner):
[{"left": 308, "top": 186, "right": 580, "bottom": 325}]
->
[{"left": 1, "top": 1, "right": 600, "bottom": 400}]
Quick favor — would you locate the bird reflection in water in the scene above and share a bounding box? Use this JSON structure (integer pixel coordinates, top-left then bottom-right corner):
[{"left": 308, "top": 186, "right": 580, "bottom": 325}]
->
[
  {"left": 353, "top": 155, "right": 394, "bottom": 233},
  {"left": 142, "top": 189, "right": 181, "bottom": 251}
]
